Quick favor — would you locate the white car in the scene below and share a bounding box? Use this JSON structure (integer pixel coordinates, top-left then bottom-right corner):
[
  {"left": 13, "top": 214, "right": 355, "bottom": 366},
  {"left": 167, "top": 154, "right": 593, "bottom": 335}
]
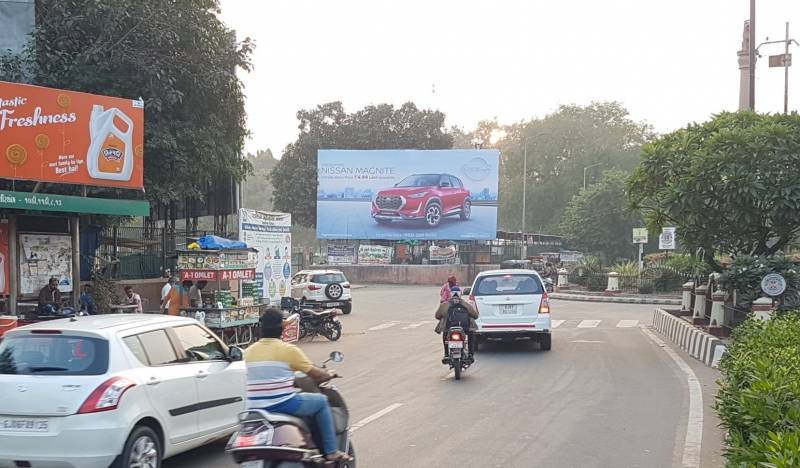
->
[
  {"left": 291, "top": 270, "right": 353, "bottom": 314},
  {"left": 466, "top": 269, "right": 552, "bottom": 350},
  {"left": 0, "top": 314, "right": 247, "bottom": 468}
]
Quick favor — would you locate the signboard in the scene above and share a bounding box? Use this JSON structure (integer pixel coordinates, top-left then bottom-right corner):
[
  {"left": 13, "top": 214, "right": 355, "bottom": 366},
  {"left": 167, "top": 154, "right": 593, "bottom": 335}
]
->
[
  {"left": 282, "top": 314, "right": 300, "bottom": 343},
  {"left": 317, "top": 150, "right": 500, "bottom": 240},
  {"left": 0, "top": 190, "right": 149, "bottom": 216},
  {"left": 177, "top": 250, "right": 256, "bottom": 271},
  {"left": 0, "top": 224, "right": 8, "bottom": 295},
  {"left": 659, "top": 227, "right": 677, "bottom": 250},
  {"left": 327, "top": 245, "right": 356, "bottom": 264},
  {"left": 632, "top": 228, "right": 649, "bottom": 244},
  {"left": 180, "top": 269, "right": 256, "bottom": 282},
  {"left": 0, "top": 81, "right": 144, "bottom": 189},
  {"left": 357, "top": 244, "right": 393, "bottom": 265},
  {"left": 761, "top": 273, "right": 787, "bottom": 297},
  {"left": 239, "top": 209, "right": 292, "bottom": 305},
  {"left": 769, "top": 53, "right": 792, "bottom": 67},
  {"left": 19, "top": 234, "right": 72, "bottom": 294},
  {"left": 559, "top": 251, "right": 584, "bottom": 264},
  {"left": 429, "top": 245, "right": 458, "bottom": 263}
]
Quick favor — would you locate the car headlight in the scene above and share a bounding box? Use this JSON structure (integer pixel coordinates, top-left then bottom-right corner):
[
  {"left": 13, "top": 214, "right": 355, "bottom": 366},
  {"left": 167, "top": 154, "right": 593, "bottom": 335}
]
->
[{"left": 407, "top": 192, "right": 428, "bottom": 199}]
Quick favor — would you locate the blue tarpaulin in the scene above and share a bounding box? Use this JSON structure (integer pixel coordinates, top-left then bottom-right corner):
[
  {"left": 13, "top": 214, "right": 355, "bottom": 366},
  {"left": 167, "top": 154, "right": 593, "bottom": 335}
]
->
[{"left": 198, "top": 235, "right": 247, "bottom": 250}]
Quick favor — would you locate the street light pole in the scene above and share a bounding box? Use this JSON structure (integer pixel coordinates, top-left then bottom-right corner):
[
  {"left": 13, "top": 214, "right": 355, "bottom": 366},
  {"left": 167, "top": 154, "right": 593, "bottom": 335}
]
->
[
  {"left": 521, "top": 143, "right": 527, "bottom": 260},
  {"left": 583, "top": 163, "right": 602, "bottom": 190},
  {"left": 749, "top": 0, "right": 756, "bottom": 110},
  {"left": 785, "top": 22, "right": 790, "bottom": 114}
]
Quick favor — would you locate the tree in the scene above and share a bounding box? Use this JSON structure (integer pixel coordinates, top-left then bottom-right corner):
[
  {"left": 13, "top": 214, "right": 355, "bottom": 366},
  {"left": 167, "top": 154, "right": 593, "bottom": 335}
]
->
[
  {"left": 1, "top": 0, "right": 253, "bottom": 212},
  {"left": 627, "top": 112, "right": 800, "bottom": 271},
  {"left": 560, "top": 170, "right": 642, "bottom": 261},
  {"left": 497, "top": 102, "right": 652, "bottom": 232},
  {"left": 242, "top": 149, "right": 279, "bottom": 212},
  {"left": 271, "top": 102, "right": 453, "bottom": 227}
]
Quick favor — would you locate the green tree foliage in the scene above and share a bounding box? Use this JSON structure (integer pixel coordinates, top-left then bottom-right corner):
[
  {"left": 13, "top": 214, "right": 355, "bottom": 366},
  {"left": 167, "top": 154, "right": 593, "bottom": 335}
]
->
[
  {"left": 628, "top": 112, "right": 800, "bottom": 270},
  {"left": 0, "top": 0, "right": 253, "bottom": 207},
  {"left": 241, "top": 149, "right": 279, "bottom": 212},
  {"left": 498, "top": 102, "right": 651, "bottom": 232},
  {"left": 559, "top": 170, "right": 641, "bottom": 261},
  {"left": 271, "top": 102, "right": 453, "bottom": 227}
]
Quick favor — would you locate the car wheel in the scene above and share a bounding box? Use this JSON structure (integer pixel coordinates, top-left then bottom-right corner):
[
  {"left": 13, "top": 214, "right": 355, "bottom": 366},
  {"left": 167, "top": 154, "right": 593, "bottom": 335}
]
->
[
  {"left": 460, "top": 199, "right": 472, "bottom": 220},
  {"left": 424, "top": 202, "right": 442, "bottom": 227},
  {"left": 114, "top": 425, "right": 161, "bottom": 468},
  {"left": 540, "top": 333, "right": 552, "bottom": 351},
  {"left": 325, "top": 283, "right": 344, "bottom": 300}
]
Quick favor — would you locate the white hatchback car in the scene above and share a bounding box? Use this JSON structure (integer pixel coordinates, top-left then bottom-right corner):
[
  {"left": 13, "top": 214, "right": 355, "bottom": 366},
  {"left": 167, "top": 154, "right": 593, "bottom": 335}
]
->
[
  {"left": 0, "top": 314, "right": 246, "bottom": 468},
  {"left": 467, "top": 269, "right": 552, "bottom": 350},
  {"left": 291, "top": 270, "right": 353, "bottom": 314}
]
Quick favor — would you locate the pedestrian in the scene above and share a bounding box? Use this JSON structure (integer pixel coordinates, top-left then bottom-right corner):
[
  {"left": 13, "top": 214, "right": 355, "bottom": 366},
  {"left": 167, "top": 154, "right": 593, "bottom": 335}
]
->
[
  {"left": 160, "top": 276, "right": 176, "bottom": 313},
  {"left": 124, "top": 286, "right": 143, "bottom": 313},
  {"left": 439, "top": 275, "right": 458, "bottom": 303},
  {"left": 189, "top": 280, "right": 207, "bottom": 308},
  {"left": 79, "top": 284, "right": 96, "bottom": 315},
  {"left": 167, "top": 280, "right": 192, "bottom": 316},
  {"left": 38, "top": 277, "right": 61, "bottom": 315}
]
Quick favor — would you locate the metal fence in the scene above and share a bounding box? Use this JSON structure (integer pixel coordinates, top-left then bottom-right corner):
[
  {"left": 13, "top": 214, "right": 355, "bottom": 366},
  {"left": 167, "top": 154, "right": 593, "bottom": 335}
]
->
[{"left": 567, "top": 267, "right": 694, "bottom": 294}]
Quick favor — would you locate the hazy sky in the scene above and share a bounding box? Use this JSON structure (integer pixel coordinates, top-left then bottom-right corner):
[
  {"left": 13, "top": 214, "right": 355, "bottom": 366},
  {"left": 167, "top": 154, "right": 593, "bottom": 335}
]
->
[{"left": 220, "top": 0, "right": 800, "bottom": 156}]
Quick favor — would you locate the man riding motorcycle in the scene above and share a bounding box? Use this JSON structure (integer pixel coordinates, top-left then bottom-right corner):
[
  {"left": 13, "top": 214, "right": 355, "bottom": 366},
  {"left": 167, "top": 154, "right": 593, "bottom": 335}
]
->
[
  {"left": 435, "top": 287, "right": 479, "bottom": 362},
  {"left": 244, "top": 308, "right": 352, "bottom": 462}
]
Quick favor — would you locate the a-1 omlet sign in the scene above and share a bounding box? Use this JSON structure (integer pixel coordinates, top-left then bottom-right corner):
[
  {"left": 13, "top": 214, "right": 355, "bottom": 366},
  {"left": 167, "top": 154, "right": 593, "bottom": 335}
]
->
[{"left": 0, "top": 81, "right": 144, "bottom": 189}]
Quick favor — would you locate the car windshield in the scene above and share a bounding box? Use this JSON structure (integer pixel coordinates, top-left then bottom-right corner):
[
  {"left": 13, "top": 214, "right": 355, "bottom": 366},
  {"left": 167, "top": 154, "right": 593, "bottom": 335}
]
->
[
  {"left": 395, "top": 174, "right": 441, "bottom": 187},
  {"left": 312, "top": 273, "right": 346, "bottom": 284},
  {"left": 0, "top": 334, "right": 109, "bottom": 375},
  {"left": 474, "top": 274, "right": 543, "bottom": 296}
]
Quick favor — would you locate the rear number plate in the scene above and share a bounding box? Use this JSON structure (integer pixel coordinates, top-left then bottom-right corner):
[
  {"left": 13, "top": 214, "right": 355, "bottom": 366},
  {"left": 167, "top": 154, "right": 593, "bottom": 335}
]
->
[
  {"left": 448, "top": 341, "right": 464, "bottom": 348},
  {"left": 241, "top": 461, "right": 265, "bottom": 468},
  {"left": 501, "top": 305, "right": 516, "bottom": 315},
  {"left": 0, "top": 417, "right": 49, "bottom": 433},
  {"left": 327, "top": 302, "right": 342, "bottom": 307}
]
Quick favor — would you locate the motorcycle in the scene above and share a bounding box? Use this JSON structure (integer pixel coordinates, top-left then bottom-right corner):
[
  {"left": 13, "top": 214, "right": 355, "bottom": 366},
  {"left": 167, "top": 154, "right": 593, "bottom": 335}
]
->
[
  {"left": 282, "top": 298, "right": 343, "bottom": 342},
  {"left": 444, "top": 326, "right": 472, "bottom": 380},
  {"left": 226, "top": 351, "right": 355, "bottom": 468}
]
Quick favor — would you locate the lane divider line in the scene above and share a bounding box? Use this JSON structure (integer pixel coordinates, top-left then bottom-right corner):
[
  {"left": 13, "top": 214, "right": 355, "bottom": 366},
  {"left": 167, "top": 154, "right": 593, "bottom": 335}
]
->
[
  {"left": 367, "top": 321, "right": 400, "bottom": 331},
  {"left": 350, "top": 403, "right": 404, "bottom": 433},
  {"left": 402, "top": 321, "right": 434, "bottom": 330},
  {"left": 640, "top": 325, "right": 703, "bottom": 468},
  {"left": 551, "top": 319, "right": 566, "bottom": 329}
]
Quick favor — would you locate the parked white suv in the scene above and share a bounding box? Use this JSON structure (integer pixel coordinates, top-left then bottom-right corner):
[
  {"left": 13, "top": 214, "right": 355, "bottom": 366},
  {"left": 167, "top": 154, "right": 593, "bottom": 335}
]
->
[
  {"left": 291, "top": 270, "right": 353, "bottom": 314},
  {"left": 0, "top": 314, "right": 247, "bottom": 468},
  {"left": 467, "top": 269, "right": 552, "bottom": 350}
]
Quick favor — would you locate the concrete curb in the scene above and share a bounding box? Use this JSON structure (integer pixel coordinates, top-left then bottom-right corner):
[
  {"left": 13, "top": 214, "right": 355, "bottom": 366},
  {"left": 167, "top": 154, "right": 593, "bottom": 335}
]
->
[
  {"left": 651, "top": 308, "right": 727, "bottom": 368},
  {"left": 550, "top": 292, "right": 681, "bottom": 305}
]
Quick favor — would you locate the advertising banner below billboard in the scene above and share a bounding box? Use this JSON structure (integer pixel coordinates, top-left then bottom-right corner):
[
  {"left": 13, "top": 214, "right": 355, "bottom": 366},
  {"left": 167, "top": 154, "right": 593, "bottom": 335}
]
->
[
  {"left": 238, "top": 209, "right": 292, "bottom": 305},
  {"left": 0, "top": 81, "right": 144, "bottom": 189},
  {"left": 327, "top": 245, "right": 356, "bottom": 264},
  {"left": 429, "top": 245, "right": 458, "bottom": 263},
  {"left": 357, "top": 245, "right": 393, "bottom": 265},
  {"left": 317, "top": 150, "right": 499, "bottom": 240}
]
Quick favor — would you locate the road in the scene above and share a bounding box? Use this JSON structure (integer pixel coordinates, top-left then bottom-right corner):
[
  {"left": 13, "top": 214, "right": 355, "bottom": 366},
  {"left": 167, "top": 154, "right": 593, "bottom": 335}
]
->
[{"left": 165, "top": 285, "right": 724, "bottom": 468}]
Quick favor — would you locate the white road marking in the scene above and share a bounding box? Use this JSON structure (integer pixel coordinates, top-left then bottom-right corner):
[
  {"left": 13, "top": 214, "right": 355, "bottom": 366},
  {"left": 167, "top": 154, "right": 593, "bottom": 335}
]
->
[
  {"left": 616, "top": 319, "right": 639, "bottom": 328},
  {"left": 570, "top": 340, "right": 605, "bottom": 343},
  {"left": 350, "top": 403, "right": 404, "bottom": 432},
  {"left": 551, "top": 319, "right": 566, "bottom": 329},
  {"left": 367, "top": 321, "right": 399, "bottom": 331},
  {"left": 640, "top": 326, "right": 702, "bottom": 468},
  {"left": 577, "top": 319, "right": 601, "bottom": 328},
  {"left": 402, "top": 321, "right": 434, "bottom": 330}
]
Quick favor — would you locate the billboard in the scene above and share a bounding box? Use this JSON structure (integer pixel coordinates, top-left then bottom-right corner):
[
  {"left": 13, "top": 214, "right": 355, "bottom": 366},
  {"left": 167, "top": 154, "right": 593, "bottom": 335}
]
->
[
  {"left": 317, "top": 150, "right": 499, "bottom": 240},
  {"left": 0, "top": 81, "right": 144, "bottom": 189},
  {"left": 238, "top": 209, "right": 292, "bottom": 305}
]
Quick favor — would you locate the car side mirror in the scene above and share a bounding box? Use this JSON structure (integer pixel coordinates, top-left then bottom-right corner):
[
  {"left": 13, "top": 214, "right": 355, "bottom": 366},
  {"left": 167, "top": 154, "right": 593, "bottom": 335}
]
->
[
  {"left": 228, "top": 346, "right": 244, "bottom": 362},
  {"left": 462, "top": 287, "right": 472, "bottom": 296},
  {"left": 329, "top": 351, "right": 344, "bottom": 363}
]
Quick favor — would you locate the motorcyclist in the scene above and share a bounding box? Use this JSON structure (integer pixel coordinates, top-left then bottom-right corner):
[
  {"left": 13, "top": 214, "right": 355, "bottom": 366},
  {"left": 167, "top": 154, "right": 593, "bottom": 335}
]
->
[
  {"left": 244, "top": 308, "right": 352, "bottom": 462},
  {"left": 435, "top": 287, "right": 479, "bottom": 363}
]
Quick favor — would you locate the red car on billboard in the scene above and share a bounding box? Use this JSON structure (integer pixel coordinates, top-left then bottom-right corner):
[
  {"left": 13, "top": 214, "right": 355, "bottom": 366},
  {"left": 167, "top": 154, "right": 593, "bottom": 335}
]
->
[{"left": 371, "top": 173, "right": 471, "bottom": 227}]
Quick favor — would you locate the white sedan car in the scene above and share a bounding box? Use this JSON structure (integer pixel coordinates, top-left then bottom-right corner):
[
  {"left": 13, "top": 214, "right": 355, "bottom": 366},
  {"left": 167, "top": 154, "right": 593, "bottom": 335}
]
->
[{"left": 0, "top": 314, "right": 247, "bottom": 468}]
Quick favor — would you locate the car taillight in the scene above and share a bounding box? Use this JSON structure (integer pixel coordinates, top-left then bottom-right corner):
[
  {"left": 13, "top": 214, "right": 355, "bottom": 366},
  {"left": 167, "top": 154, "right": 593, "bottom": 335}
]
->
[
  {"left": 539, "top": 292, "right": 551, "bottom": 314},
  {"left": 343, "top": 283, "right": 351, "bottom": 289},
  {"left": 77, "top": 377, "right": 136, "bottom": 414},
  {"left": 308, "top": 285, "right": 321, "bottom": 291},
  {"left": 449, "top": 331, "right": 464, "bottom": 341}
]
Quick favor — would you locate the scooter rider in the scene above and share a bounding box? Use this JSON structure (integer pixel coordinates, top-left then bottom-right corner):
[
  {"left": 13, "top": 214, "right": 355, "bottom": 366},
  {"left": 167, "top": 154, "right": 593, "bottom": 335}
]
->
[
  {"left": 435, "top": 287, "right": 479, "bottom": 362},
  {"left": 244, "top": 308, "right": 352, "bottom": 462}
]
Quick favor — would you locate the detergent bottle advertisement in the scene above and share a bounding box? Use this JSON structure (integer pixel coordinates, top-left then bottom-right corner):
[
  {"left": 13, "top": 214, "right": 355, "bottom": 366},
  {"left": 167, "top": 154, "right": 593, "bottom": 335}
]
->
[{"left": 0, "top": 81, "right": 144, "bottom": 189}]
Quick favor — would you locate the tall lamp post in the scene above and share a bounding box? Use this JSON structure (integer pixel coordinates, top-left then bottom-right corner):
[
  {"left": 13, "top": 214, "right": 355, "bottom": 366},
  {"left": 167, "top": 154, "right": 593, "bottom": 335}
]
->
[{"left": 583, "top": 163, "right": 603, "bottom": 190}]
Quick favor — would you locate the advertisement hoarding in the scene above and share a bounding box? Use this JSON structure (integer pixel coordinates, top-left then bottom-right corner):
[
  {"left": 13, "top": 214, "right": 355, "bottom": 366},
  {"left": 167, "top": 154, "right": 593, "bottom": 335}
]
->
[
  {"left": 659, "top": 227, "right": 676, "bottom": 250},
  {"left": 0, "top": 224, "right": 8, "bottom": 295},
  {"left": 317, "top": 150, "right": 499, "bottom": 240},
  {"left": 238, "top": 209, "right": 292, "bottom": 305},
  {"left": 327, "top": 245, "right": 356, "bottom": 264},
  {"left": 19, "top": 234, "right": 72, "bottom": 294},
  {"left": 429, "top": 245, "right": 458, "bottom": 263},
  {"left": 0, "top": 81, "right": 144, "bottom": 189},
  {"left": 357, "top": 245, "right": 393, "bottom": 265}
]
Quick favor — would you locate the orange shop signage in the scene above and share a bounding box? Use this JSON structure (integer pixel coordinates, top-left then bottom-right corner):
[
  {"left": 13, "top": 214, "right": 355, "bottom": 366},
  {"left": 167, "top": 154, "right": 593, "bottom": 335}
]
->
[{"left": 0, "top": 81, "right": 144, "bottom": 189}]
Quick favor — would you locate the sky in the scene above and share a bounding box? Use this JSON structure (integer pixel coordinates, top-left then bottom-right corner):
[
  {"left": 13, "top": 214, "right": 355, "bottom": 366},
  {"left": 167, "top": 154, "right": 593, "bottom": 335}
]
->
[{"left": 220, "top": 0, "right": 800, "bottom": 157}]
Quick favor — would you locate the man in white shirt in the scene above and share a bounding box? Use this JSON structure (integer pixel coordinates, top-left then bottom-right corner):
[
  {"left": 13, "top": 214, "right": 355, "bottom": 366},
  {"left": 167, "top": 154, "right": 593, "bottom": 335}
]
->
[{"left": 160, "top": 276, "right": 175, "bottom": 313}]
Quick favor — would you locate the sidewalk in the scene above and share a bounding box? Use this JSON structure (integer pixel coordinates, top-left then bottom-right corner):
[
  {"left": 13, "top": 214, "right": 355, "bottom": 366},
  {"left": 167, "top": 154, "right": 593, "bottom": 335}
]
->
[{"left": 551, "top": 291, "right": 681, "bottom": 305}]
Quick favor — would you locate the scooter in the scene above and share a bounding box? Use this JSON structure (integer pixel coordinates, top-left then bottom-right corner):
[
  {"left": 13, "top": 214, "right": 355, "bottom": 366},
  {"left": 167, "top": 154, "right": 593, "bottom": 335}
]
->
[
  {"left": 226, "top": 351, "right": 355, "bottom": 468},
  {"left": 444, "top": 326, "right": 472, "bottom": 380}
]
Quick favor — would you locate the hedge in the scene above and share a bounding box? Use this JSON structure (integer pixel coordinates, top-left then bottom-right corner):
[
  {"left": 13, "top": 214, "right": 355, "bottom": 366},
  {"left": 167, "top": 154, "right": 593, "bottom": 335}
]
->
[{"left": 715, "top": 313, "right": 800, "bottom": 467}]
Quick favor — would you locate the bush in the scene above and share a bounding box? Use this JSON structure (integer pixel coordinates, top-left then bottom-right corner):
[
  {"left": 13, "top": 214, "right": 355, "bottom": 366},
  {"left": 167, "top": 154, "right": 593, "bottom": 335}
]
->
[
  {"left": 662, "top": 254, "right": 711, "bottom": 275},
  {"left": 720, "top": 256, "right": 800, "bottom": 310},
  {"left": 716, "top": 314, "right": 800, "bottom": 467}
]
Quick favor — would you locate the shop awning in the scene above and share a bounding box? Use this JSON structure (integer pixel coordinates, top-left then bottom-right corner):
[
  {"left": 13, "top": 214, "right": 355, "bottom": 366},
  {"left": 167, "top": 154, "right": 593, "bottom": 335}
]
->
[{"left": 0, "top": 190, "right": 150, "bottom": 216}]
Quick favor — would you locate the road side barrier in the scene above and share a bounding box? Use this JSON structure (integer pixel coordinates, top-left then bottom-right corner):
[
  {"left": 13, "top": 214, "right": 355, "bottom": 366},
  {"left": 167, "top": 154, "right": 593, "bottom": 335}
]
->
[{"left": 652, "top": 308, "right": 726, "bottom": 368}]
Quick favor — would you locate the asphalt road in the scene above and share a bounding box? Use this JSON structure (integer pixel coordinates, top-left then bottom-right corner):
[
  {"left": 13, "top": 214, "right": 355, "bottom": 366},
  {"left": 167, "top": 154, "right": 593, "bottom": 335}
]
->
[
  {"left": 316, "top": 200, "right": 497, "bottom": 240},
  {"left": 165, "top": 285, "right": 724, "bottom": 468}
]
